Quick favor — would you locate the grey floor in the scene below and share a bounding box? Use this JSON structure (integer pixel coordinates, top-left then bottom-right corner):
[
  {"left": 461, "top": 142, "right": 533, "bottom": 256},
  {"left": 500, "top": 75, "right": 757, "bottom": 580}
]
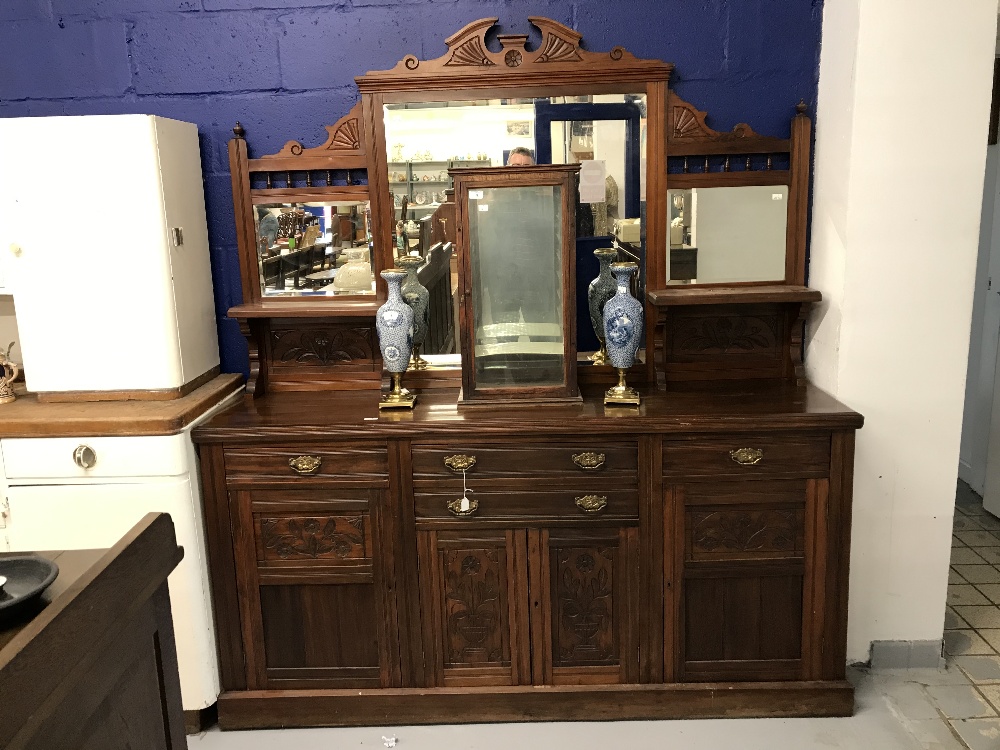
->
[{"left": 190, "top": 482, "right": 1000, "bottom": 750}]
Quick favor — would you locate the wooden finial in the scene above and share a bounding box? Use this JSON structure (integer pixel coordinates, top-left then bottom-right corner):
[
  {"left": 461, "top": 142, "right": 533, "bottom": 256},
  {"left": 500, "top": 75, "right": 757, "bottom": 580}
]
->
[
  {"left": 796, "top": 100, "right": 807, "bottom": 115},
  {"left": 233, "top": 121, "right": 246, "bottom": 139}
]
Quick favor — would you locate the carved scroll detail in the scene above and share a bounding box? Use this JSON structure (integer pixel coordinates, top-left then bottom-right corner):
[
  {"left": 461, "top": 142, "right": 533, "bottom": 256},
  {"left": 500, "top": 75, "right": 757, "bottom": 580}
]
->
[{"left": 260, "top": 102, "right": 366, "bottom": 159}]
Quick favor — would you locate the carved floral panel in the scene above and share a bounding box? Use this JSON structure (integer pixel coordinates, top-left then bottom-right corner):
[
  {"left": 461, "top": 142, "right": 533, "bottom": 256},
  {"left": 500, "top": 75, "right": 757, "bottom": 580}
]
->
[
  {"left": 671, "top": 315, "right": 781, "bottom": 356},
  {"left": 257, "top": 515, "right": 370, "bottom": 561},
  {"left": 271, "top": 326, "right": 375, "bottom": 366},
  {"left": 551, "top": 546, "right": 617, "bottom": 666},
  {"left": 688, "top": 509, "right": 805, "bottom": 560},
  {"left": 442, "top": 547, "right": 509, "bottom": 667}
]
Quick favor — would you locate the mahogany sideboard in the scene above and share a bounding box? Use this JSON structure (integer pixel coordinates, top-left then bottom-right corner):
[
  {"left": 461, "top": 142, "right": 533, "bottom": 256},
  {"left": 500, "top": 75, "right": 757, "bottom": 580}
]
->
[{"left": 193, "top": 381, "right": 862, "bottom": 729}]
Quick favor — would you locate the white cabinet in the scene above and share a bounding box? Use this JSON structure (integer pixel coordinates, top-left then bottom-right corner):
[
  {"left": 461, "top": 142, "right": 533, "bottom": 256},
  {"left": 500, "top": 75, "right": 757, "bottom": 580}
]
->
[
  {"left": 0, "top": 115, "right": 219, "bottom": 397},
  {"left": 0, "top": 384, "right": 241, "bottom": 713}
]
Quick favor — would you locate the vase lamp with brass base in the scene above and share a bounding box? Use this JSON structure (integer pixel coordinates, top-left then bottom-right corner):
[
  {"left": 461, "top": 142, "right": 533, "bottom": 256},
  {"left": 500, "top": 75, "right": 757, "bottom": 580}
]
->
[{"left": 604, "top": 367, "right": 640, "bottom": 406}]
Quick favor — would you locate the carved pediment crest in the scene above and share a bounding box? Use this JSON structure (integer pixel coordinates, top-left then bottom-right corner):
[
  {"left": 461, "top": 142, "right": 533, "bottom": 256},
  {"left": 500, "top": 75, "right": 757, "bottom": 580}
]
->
[{"left": 357, "top": 16, "right": 672, "bottom": 88}]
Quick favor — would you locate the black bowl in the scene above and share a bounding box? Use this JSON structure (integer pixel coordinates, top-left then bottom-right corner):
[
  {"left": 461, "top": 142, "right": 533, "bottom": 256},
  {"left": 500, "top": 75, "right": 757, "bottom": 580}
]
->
[{"left": 0, "top": 556, "right": 60, "bottom": 617}]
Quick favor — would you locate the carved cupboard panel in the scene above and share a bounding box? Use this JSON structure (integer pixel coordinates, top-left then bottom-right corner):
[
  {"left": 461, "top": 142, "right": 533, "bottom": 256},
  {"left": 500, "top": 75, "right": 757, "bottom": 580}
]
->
[
  {"left": 416, "top": 525, "right": 640, "bottom": 687},
  {"left": 229, "top": 487, "right": 397, "bottom": 689},
  {"left": 417, "top": 529, "right": 530, "bottom": 687},
  {"left": 670, "top": 479, "right": 823, "bottom": 683}
]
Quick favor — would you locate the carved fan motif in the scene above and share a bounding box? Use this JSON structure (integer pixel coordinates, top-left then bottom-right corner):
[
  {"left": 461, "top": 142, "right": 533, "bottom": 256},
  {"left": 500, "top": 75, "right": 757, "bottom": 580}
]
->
[
  {"left": 327, "top": 118, "right": 361, "bottom": 151},
  {"left": 446, "top": 37, "right": 494, "bottom": 67},
  {"left": 534, "top": 32, "right": 583, "bottom": 63}
]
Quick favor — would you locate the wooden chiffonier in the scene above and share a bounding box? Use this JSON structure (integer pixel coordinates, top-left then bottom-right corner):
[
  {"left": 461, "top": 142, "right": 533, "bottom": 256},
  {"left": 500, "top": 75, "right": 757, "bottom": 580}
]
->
[
  {"left": 195, "top": 386, "right": 861, "bottom": 727},
  {"left": 195, "top": 17, "right": 863, "bottom": 728}
]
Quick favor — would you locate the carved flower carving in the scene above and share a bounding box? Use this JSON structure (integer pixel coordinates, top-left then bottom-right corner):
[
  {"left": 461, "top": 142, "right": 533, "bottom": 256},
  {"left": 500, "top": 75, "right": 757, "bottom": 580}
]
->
[{"left": 505, "top": 50, "right": 522, "bottom": 67}]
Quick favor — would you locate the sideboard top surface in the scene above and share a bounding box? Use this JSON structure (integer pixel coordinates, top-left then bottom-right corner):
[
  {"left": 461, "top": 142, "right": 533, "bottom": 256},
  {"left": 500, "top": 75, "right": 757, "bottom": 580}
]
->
[
  {"left": 193, "top": 382, "right": 863, "bottom": 443},
  {"left": 0, "top": 374, "right": 243, "bottom": 438}
]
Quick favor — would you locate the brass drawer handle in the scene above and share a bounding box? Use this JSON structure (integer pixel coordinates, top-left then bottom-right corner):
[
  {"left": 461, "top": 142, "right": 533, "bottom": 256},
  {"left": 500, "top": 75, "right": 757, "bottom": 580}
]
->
[
  {"left": 444, "top": 454, "right": 476, "bottom": 473},
  {"left": 575, "top": 495, "right": 608, "bottom": 514},
  {"left": 447, "top": 496, "right": 479, "bottom": 517},
  {"left": 288, "top": 455, "right": 322, "bottom": 475},
  {"left": 572, "top": 452, "right": 606, "bottom": 470},
  {"left": 730, "top": 448, "right": 764, "bottom": 466}
]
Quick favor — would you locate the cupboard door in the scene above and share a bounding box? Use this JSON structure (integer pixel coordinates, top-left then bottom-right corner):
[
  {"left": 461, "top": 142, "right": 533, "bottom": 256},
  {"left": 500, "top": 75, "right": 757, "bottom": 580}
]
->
[
  {"left": 417, "top": 529, "right": 530, "bottom": 687},
  {"left": 230, "top": 488, "right": 396, "bottom": 689},
  {"left": 530, "top": 527, "right": 640, "bottom": 685},
  {"left": 673, "top": 480, "right": 817, "bottom": 682}
]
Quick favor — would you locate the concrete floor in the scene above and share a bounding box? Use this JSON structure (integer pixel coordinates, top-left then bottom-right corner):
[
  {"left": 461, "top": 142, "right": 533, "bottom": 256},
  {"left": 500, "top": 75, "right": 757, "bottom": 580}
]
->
[{"left": 191, "top": 482, "right": 1000, "bottom": 750}]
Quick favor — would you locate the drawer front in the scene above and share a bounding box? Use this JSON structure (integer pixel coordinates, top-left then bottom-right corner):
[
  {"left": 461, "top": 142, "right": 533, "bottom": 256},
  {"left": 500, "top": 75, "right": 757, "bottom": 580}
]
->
[
  {"left": 412, "top": 443, "right": 638, "bottom": 481},
  {"left": 414, "top": 487, "right": 639, "bottom": 522},
  {"left": 2, "top": 434, "right": 190, "bottom": 480},
  {"left": 224, "top": 444, "right": 388, "bottom": 486},
  {"left": 663, "top": 434, "right": 830, "bottom": 480}
]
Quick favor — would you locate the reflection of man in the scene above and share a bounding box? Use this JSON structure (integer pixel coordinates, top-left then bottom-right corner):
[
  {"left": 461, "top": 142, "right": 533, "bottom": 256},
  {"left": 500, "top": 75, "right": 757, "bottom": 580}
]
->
[{"left": 506, "top": 147, "right": 535, "bottom": 167}]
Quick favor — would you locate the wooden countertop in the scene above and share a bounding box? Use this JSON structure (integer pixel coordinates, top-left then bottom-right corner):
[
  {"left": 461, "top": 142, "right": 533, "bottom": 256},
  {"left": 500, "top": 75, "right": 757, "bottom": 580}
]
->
[
  {"left": 193, "top": 381, "right": 864, "bottom": 443},
  {"left": 0, "top": 374, "right": 244, "bottom": 437}
]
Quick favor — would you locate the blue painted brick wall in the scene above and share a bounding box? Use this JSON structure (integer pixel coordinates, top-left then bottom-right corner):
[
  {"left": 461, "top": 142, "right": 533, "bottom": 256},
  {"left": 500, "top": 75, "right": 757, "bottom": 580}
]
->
[{"left": 0, "top": 0, "right": 823, "bottom": 376}]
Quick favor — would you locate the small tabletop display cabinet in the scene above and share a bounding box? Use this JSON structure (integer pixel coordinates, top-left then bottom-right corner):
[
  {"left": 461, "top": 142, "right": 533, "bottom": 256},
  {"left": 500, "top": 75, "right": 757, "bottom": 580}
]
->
[{"left": 196, "top": 17, "right": 863, "bottom": 730}]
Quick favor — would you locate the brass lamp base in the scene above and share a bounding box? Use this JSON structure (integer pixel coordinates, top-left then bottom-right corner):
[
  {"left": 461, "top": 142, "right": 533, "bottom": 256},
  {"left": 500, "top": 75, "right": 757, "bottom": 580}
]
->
[
  {"left": 604, "top": 368, "right": 640, "bottom": 407},
  {"left": 408, "top": 345, "right": 430, "bottom": 371},
  {"left": 589, "top": 342, "right": 610, "bottom": 365},
  {"left": 379, "top": 373, "right": 417, "bottom": 410}
]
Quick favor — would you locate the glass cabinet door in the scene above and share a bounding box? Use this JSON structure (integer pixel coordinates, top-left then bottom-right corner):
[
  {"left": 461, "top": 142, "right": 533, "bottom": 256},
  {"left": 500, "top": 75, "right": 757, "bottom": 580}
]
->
[
  {"left": 467, "top": 184, "right": 564, "bottom": 388},
  {"left": 453, "top": 165, "right": 580, "bottom": 406}
]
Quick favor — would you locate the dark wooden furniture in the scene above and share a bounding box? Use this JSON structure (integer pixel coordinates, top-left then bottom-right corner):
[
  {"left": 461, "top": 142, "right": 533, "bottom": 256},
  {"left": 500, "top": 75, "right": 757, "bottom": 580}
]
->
[
  {"left": 195, "top": 383, "right": 860, "bottom": 728},
  {"left": 204, "top": 15, "right": 861, "bottom": 731},
  {"left": 0, "top": 514, "right": 186, "bottom": 748}
]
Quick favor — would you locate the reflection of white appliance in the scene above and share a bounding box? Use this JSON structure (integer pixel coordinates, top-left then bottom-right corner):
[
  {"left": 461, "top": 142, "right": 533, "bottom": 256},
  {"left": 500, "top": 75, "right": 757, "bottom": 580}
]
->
[
  {"left": 0, "top": 382, "right": 241, "bottom": 715},
  {"left": 0, "top": 115, "right": 219, "bottom": 398}
]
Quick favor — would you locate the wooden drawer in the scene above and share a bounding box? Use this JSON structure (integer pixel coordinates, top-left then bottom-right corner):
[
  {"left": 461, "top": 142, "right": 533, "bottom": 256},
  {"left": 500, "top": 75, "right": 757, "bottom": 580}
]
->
[
  {"left": 224, "top": 444, "right": 388, "bottom": 487},
  {"left": 663, "top": 434, "right": 830, "bottom": 479},
  {"left": 2, "top": 434, "right": 191, "bottom": 480},
  {"left": 413, "top": 487, "right": 639, "bottom": 522},
  {"left": 411, "top": 442, "right": 638, "bottom": 481}
]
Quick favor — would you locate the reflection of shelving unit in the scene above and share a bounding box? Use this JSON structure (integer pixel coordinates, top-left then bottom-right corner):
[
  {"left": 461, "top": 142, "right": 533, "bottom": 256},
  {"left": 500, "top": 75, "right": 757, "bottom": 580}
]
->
[{"left": 387, "top": 159, "right": 488, "bottom": 214}]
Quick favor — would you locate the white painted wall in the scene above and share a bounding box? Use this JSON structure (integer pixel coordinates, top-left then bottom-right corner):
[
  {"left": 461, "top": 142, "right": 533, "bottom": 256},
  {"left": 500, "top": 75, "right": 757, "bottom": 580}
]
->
[
  {"left": 808, "top": 0, "right": 999, "bottom": 662},
  {"left": 959, "top": 144, "right": 1000, "bottom": 494}
]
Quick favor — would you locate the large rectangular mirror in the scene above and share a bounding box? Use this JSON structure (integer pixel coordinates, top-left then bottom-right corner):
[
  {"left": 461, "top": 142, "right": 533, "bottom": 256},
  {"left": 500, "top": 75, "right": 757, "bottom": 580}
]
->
[
  {"left": 253, "top": 200, "right": 372, "bottom": 297},
  {"left": 383, "top": 94, "right": 646, "bottom": 361}
]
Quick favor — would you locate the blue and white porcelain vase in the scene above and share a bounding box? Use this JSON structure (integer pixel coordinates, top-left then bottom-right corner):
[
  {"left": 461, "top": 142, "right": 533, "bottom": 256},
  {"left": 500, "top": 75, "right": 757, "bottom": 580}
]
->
[
  {"left": 397, "top": 254, "right": 430, "bottom": 370},
  {"left": 376, "top": 268, "right": 416, "bottom": 409},
  {"left": 587, "top": 248, "right": 618, "bottom": 365},
  {"left": 602, "top": 261, "right": 642, "bottom": 406}
]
